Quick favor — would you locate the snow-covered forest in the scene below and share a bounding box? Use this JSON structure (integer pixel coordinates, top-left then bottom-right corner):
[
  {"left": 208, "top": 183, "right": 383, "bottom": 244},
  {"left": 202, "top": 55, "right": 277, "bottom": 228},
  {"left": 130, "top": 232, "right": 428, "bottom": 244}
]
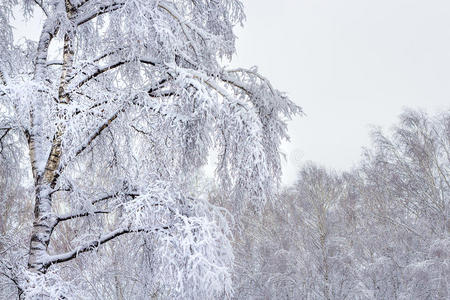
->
[{"left": 0, "top": 1, "right": 448, "bottom": 299}]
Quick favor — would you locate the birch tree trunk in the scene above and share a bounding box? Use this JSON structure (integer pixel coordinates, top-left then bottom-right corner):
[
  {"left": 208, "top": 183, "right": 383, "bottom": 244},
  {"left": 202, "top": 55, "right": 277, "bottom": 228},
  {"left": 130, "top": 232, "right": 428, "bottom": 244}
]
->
[{"left": 27, "top": 0, "right": 75, "bottom": 274}]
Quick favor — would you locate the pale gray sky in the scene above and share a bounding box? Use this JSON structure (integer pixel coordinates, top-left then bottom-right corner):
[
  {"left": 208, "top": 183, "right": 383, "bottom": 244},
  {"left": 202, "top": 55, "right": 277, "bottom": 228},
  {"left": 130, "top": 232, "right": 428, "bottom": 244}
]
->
[
  {"left": 232, "top": 0, "right": 450, "bottom": 183},
  {"left": 12, "top": 1, "right": 450, "bottom": 184}
]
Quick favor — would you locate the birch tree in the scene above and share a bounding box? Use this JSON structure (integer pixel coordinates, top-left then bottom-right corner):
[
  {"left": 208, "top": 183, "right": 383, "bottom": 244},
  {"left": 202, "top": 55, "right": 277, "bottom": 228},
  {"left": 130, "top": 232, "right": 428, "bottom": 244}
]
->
[
  {"left": 231, "top": 109, "right": 448, "bottom": 300},
  {"left": 0, "top": 0, "right": 299, "bottom": 298},
  {"left": 359, "top": 109, "right": 449, "bottom": 299}
]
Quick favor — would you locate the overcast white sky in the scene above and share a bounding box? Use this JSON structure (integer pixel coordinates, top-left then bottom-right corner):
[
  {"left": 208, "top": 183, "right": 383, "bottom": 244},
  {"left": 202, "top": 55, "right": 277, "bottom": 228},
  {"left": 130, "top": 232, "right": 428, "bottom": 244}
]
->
[
  {"left": 232, "top": 0, "right": 450, "bottom": 184},
  {"left": 12, "top": 0, "right": 450, "bottom": 184}
]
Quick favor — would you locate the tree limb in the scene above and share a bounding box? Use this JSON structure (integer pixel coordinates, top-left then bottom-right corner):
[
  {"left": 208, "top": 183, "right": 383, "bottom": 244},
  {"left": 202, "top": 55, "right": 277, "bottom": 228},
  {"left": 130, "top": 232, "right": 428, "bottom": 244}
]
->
[
  {"left": 75, "top": 0, "right": 92, "bottom": 9},
  {"left": 33, "top": 0, "right": 49, "bottom": 17},
  {"left": 66, "top": 58, "right": 158, "bottom": 95},
  {"left": 0, "top": 69, "right": 7, "bottom": 86},
  {"left": 44, "top": 226, "right": 169, "bottom": 267},
  {"left": 0, "top": 128, "right": 11, "bottom": 154},
  {"left": 75, "top": 1, "right": 125, "bottom": 26},
  {"left": 51, "top": 105, "right": 126, "bottom": 187},
  {"left": 91, "top": 192, "right": 139, "bottom": 205},
  {"left": 56, "top": 210, "right": 110, "bottom": 224}
]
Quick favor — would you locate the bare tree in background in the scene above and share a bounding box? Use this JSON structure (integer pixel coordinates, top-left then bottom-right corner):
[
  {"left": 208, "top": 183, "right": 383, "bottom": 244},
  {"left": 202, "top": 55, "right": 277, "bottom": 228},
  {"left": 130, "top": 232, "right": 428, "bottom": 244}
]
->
[
  {"left": 359, "top": 109, "right": 449, "bottom": 299},
  {"left": 231, "top": 109, "right": 448, "bottom": 300}
]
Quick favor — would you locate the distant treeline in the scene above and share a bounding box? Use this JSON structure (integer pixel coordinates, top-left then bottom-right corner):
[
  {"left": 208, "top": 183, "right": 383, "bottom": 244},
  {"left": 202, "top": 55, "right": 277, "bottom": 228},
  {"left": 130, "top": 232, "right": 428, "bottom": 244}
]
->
[{"left": 231, "top": 109, "right": 449, "bottom": 299}]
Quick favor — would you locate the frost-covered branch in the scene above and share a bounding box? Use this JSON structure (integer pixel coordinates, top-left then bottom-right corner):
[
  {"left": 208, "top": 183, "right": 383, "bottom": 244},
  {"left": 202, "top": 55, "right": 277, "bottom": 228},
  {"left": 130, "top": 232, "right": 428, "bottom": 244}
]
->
[
  {"left": 158, "top": 1, "right": 212, "bottom": 43},
  {"left": 44, "top": 226, "right": 170, "bottom": 267},
  {"left": 55, "top": 210, "right": 110, "bottom": 224},
  {"left": 46, "top": 60, "right": 63, "bottom": 66},
  {"left": 91, "top": 192, "right": 139, "bottom": 205},
  {"left": 32, "top": 0, "right": 49, "bottom": 17},
  {"left": 71, "top": 107, "right": 123, "bottom": 157},
  {"left": 66, "top": 58, "right": 159, "bottom": 95},
  {"left": 0, "top": 127, "right": 10, "bottom": 141},
  {"left": 53, "top": 105, "right": 127, "bottom": 185},
  {"left": 0, "top": 128, "right": 11, "bottom": 153},
  {"left": 0, "top": 69, "right": 7, "bottom": 86},
  {"left": 74, "top": 1, "right": 125, "bottom": 26},
  {"left": 75, "top": 0, "right": 92, "bottom": 9}
]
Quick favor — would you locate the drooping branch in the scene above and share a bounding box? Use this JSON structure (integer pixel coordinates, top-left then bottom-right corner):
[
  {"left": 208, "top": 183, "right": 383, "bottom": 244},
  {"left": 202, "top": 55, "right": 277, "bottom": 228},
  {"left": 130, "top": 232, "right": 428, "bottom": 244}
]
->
[
  {"left": 75, "top": 1, "right": 125, "bottom": 26},
  {"left": 44, "top": 226, "right": 170, "bottom": 268},
  {"left": 219, "top": 73, "right": 253, "bottom": 96},
  {"left": 66, "top": 58, "right": 159, "bottom": 96},
  {"left": 92, "top": 47, "right": 125, "bottom": 63},
  {"left": 228, "top": 68, "right": 278, "bottom": 96},
  {"left": 158, "top": 2, "right": 201, "bottom": 59},
  {"left": 180, "top": 68, "right": 244, "bottom": 106},
  {"left": 219, "top": 68, "right": 285, "bottom": 100},
  {"left": 68, "top": 61, "right": 125, "bottom": 93},
  {"left": 158, "top": 1, "right": 212, "bottom": 44}
]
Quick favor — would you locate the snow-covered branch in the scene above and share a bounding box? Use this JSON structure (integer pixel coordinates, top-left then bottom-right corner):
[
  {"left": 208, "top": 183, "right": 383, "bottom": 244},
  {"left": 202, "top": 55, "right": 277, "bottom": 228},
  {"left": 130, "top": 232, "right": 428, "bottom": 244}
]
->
[
  {"left": 55, "top": 209, "right": 110, "bottom": 224},
  {"left": 91, "top": 191, "right": 139, "bottom": 205},
  {"left": 32, "top": 0, "right": 49, "bottom": 17},
  {"left": 0, "top": 128, "right": 11, "bottom": 153},
  {"left": 53, "top": 105, "right": 127, "bottom": 186},
  {"left": 158, "top": 1, "right": 213, "bottom": 43},
  {"left": 0, "top": 69, "right": 7, "bottom": 86},
  {"left": 74, "top": 1, "right": 125, "bottom": 26},
  {"left": 44, "top": 226, "right": 170, "bottom": 267},
  {"left": 66, "top": 58, "right": 159, "bottom": 95},
  {"left": 75, "top": 0, "right": 92, "bottom": 10}
]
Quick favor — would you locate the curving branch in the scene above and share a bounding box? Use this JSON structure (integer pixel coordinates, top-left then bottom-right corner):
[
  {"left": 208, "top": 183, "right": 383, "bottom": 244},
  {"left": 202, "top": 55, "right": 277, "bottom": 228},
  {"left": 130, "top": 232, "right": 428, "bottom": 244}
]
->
[
  {"left": 75, "top": 1, "right": 125, "bottom": 26},
  {"left": 158, "top": 1, "right": 212, "bottom": 43},
  {"left": 66, "top": 58, "right": 159, "bottom": 95},
  {"left": 67, "top": 60, "right": 126, "bottom": 95},
  {"left": 44, "top": 225, "right": 170, "bottom": 268},
  {"left": 33, "top": 0, "right": 49, "bottom": 17},
  {"left": 219, "top": 73, "right": 253, "bottom": 97}
]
